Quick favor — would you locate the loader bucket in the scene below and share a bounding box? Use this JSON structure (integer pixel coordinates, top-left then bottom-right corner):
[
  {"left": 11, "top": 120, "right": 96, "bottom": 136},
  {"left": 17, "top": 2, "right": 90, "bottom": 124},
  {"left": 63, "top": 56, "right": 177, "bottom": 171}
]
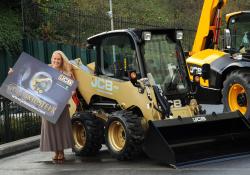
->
[{"left": 143, "top": 111, "right": 250, "bottom": 166}]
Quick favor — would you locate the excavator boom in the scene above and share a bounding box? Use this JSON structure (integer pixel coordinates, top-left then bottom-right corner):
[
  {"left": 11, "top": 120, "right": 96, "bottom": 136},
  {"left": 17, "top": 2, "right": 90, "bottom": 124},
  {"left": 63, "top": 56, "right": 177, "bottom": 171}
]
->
[{"left": 191, "top": 0, "right": 227, "bottom": 55}]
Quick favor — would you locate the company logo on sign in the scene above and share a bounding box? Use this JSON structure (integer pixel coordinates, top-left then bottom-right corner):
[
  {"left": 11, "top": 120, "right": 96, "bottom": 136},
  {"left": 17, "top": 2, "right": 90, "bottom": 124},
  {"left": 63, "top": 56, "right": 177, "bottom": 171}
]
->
[
  {"left": 58, "top": 74, "right": 73, "bottom": 86},
  {"left": 30, "top": 72, "right": 53, "bottom": 94}
]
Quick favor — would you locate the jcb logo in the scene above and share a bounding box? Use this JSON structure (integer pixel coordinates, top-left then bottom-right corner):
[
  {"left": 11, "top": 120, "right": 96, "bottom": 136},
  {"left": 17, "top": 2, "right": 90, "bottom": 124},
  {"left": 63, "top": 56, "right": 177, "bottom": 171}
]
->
[
  {"left": 192, "top": 116, "right": 206, "bottom": 123},
  {"left": 91, "top": 78, "right": 113, "bottom": 91},
  {"left": 168, "top": 99, "right": 182, "bottom": 108},
  {"left": 189, "top": 65, "right": 202, "bottom": 75},
  {"left": 58, "top": 74, "right": 73, "bottom": 86}
]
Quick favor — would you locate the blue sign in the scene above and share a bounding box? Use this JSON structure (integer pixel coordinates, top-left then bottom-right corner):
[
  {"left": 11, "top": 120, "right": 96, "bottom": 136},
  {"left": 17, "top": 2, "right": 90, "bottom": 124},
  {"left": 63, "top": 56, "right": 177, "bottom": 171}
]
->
[{"left": 0, "top": 52, "right": 78, "bottom": 123}]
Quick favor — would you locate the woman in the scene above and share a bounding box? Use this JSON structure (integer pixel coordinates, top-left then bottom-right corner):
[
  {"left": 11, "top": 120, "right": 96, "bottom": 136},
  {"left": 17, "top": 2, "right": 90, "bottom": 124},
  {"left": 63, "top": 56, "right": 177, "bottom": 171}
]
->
[{"left": 40, "top": 50, "right": 74, "bottom": 161}]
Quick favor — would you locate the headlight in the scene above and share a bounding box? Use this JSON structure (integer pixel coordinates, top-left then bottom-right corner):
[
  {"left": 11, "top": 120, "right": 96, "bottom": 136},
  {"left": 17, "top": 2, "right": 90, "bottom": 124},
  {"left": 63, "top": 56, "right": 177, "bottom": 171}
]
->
[
  {"left": 143, "top": 32, "right": 151, "bottom": 41},
  {"left": 176, "top": 30, "right": 183, "bottom": 40}
]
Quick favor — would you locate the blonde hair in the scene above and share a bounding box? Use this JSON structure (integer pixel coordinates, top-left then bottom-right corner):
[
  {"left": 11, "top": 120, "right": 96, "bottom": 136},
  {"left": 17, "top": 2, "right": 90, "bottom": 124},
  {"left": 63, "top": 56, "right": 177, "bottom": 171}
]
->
[{"left": 51, "top": 50, "right": 73, "bottom": 76}]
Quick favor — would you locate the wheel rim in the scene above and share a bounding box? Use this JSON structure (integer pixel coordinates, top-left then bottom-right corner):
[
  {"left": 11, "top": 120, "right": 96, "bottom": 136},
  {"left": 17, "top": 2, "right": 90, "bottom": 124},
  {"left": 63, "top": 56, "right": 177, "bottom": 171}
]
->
[
  {"left": 72, "top": 121, "right": 86, "bottom": 149},
  {"left": 228, "top": 83, "right": 247, "bottom": 114},
  {"left": 108, "top": 120, "right": 126, "bottom": 152}
]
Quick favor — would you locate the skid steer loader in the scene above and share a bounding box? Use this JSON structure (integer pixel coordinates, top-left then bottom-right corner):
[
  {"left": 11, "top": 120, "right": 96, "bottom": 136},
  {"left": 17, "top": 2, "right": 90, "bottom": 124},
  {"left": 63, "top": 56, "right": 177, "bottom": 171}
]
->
[{"left": 69, "top": 28, "right": 250, "bottom": 166}]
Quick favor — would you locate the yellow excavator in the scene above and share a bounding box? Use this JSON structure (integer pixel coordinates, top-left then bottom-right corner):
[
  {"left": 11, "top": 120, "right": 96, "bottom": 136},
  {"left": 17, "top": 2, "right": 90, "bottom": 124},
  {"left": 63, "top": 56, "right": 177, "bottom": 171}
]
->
[
  {"left": 68, "top": 27, "right": 250, "bottom": 166},
  {"left": 186, "top": 0, "right": 250, "bottom": 119}
]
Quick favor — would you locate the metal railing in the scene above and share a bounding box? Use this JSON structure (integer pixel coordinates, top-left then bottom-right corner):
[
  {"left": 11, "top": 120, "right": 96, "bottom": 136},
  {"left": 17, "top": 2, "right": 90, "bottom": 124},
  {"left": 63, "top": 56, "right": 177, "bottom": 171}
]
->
[
  {"left": 21, "top": 1, "right": 195, "bottom": 50},
  {"left": 0, "top": 95, "right": 41, "bottom": 144}
]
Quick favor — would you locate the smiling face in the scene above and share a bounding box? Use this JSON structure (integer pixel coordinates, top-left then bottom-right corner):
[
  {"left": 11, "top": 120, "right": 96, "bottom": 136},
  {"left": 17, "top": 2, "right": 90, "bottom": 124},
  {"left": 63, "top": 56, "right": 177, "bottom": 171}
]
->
[{"left": 51, "top": 53, "right": 63, "bottom": 69}]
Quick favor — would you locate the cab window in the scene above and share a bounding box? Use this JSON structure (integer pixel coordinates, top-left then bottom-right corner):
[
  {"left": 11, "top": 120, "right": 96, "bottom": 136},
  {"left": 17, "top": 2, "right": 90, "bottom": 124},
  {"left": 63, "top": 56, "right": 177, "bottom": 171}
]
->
[
  {"left": 100, "top": 34, "right": 139, "bottom": 79},
  {"left": 229, "top": 13, "right": 250, "bottom": 54}
]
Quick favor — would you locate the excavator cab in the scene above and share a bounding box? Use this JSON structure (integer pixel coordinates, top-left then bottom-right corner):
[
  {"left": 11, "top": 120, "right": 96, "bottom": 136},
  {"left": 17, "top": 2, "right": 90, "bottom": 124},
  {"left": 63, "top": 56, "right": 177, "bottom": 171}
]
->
[{"left": 225, "top": 11, "right": 250, "bottom": 56}]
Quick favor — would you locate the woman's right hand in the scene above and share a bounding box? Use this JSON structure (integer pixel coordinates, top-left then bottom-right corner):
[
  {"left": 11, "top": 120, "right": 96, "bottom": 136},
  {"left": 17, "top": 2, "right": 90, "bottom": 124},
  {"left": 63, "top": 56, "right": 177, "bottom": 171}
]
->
[{"left": 8, "top": 68, "right": 13, "bottom": 74}]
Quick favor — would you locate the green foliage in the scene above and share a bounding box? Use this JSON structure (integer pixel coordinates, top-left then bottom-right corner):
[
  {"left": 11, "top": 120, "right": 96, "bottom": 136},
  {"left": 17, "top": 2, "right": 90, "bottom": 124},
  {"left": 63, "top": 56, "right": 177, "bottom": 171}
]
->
[
  {"left": 75, "top": 0, "right": 173, "bottom": 26},
  {"left": 33, "top": 0, "right": 75, "bottom": 8},
  {"left": 22, "top": 0, "right": 250, "bottom": 46},
  {"left": 74, "top": 0, "right": 250, "bottom": 28},
  {"left": 0, "top": 6, "right": 22, "bottom": 54}
]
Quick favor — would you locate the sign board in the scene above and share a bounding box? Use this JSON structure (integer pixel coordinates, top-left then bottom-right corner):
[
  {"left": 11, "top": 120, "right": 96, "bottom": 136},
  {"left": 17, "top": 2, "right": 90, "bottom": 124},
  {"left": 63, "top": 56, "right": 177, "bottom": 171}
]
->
[{"left": 0, "top": 52, "right": 78, "bottom": 124}]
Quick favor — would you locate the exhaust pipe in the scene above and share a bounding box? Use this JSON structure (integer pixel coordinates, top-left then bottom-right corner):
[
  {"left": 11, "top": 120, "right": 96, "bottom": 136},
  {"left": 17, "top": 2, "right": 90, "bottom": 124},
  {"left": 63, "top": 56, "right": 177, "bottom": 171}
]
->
[{"left": 143, "top": 111, "right": 250, "bottom": 166}]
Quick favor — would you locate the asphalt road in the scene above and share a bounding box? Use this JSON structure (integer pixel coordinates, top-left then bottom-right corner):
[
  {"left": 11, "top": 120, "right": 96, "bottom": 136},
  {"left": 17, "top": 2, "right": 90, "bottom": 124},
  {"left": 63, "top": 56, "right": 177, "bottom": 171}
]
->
[
  {"left": 2, "top": 104, "right": 250, "bottom": 175},
  {"left": 1, "top": 146, "right": 250, "bottom": 175}
]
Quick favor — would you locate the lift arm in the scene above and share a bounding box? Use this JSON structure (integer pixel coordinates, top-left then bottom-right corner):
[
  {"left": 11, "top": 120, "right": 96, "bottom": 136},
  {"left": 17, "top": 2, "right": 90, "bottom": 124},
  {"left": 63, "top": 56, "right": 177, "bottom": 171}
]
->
[{"left": 190, "top": 0, "right": 227, "bottom": 55}]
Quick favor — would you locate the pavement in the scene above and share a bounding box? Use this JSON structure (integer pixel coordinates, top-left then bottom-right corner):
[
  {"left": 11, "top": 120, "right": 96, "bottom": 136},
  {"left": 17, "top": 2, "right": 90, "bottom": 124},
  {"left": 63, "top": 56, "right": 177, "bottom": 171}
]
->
[
  {"left": 1, "top": 146, "right": 250, "bottom": 175},
  {"left": 0, "top": 135, "right": 40, "bottom": 158}
]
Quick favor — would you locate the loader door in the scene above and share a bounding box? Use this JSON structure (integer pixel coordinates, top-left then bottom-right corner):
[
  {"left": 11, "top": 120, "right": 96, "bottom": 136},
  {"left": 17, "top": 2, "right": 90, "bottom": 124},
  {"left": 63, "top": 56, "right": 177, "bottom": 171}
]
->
[
  {"left": 142, "top": 32, "right": 189, "bottom": 100},
  {"left": 99, "top": 34, "right": 140, "bottom": 80}
]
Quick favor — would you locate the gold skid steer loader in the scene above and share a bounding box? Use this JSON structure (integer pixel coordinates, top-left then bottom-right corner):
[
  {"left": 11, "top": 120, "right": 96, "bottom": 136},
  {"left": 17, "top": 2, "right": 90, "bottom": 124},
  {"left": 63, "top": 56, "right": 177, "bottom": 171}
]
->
[{"left": 69, "top": 28, "right": 250, "bottom": 166}]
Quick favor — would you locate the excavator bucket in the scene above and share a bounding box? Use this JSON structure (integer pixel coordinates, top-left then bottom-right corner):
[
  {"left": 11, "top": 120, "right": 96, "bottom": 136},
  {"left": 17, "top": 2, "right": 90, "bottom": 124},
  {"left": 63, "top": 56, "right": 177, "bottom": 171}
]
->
[{"left": 143, "top": 111, "right": 250, "bottom": 166}]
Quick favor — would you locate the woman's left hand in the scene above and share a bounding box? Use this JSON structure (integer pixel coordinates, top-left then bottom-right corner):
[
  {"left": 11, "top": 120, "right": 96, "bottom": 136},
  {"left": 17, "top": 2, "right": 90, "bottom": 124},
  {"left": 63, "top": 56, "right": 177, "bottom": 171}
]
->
[{"left": 8, "top": 68, "right": 14, "bottom": 74}]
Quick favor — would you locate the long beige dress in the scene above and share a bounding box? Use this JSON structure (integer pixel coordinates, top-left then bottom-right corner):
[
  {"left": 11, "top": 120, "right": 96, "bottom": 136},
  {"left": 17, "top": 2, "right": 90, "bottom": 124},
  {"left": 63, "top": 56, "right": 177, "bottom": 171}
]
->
[{"left": 40, "top": 105, "right": 73, "bottom": 151}]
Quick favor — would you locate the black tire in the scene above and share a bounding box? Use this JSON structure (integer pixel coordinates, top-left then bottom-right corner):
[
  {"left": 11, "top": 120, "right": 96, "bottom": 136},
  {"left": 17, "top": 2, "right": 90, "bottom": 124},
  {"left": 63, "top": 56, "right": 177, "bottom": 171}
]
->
[
  {"left": 222, "top": 70, "right": 250, "bottom": 120},
  {"left": 71, "top": 112, "right": 104, "bottom": 156},
  {"left": 105, "top": 110, "right": 144, "bottom": 160}
]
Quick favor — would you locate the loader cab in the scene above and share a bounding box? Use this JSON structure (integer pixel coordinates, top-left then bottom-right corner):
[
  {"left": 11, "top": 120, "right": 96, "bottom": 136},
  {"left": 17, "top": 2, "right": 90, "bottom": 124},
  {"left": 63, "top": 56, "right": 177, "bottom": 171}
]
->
[
  {"left": 87, "top": 30, "right": 142, "bottom": 80},
  {"left": 87, "top": 29, "right": 190, "bottom": 100},
  {"left": 225, "top": 12, "right": 250, "bottom": 58}
]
